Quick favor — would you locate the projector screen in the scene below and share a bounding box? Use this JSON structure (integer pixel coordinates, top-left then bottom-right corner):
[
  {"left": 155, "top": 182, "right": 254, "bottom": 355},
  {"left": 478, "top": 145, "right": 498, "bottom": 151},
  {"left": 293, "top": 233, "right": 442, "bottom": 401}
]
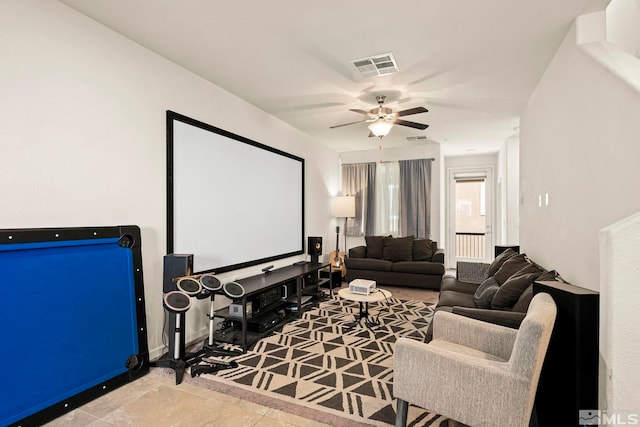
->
[{"left": 167, "top": 111, "right": 304, "bottom": 274}]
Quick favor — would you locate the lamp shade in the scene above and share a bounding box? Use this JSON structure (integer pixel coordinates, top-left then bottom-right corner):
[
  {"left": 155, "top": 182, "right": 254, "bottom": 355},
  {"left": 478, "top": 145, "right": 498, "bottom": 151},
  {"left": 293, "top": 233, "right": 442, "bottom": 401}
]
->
[
  {"left": 368, "top": 120, "right": 393, "bottom": 137},
  {"left": 332, "top": 196, "right": 356, "bottom": 218}
]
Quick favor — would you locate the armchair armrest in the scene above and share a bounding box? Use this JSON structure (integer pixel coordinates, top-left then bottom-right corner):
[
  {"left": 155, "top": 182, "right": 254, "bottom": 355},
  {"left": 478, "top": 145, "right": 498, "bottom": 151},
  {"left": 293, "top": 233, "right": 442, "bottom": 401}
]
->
[
  {"left": 393, "top": 337, "right": 524, "bottom": 424},
  {"left": 451, "top": 306, "right": 526, "bottom": 329},
  {"left": 432, "top": 248, "right": 445, "bottom": 264},
  {"left": 433, "top": 310, "right": 518, "bottom": 361}
]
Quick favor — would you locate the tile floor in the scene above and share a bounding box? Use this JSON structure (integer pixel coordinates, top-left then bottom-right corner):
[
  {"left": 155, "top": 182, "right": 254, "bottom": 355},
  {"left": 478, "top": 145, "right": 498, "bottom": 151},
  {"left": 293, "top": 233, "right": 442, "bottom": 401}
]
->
[
  {"left": 45, "top": 372, "right": 330, "bottom": 427},
  {"left": 43, "top": 286, "right": 441, "bottom": 427}
]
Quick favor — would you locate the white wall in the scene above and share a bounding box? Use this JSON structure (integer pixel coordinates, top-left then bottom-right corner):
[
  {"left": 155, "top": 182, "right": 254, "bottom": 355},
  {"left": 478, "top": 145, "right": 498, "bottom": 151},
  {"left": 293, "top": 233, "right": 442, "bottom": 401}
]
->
[
  {"left": 498, "top": 136, "right": 520, "bottom": 246},
  {"left": 520, "top": 21, "right": 640, "bottom": 291},
  {"left": 338, "top": 144, "right": 442, "bottom": 249},
  {"left": 600, "top": 212, "right": 640, "bottom": 415},
  {"left": 606, "top": 0, "right": 640, "bottom": 56},
  {"left": 520, "top": 6, "right": 640, "bottom": 414},
  {"left": 0, "top": 0, "right": 338, "bottom": 358}
]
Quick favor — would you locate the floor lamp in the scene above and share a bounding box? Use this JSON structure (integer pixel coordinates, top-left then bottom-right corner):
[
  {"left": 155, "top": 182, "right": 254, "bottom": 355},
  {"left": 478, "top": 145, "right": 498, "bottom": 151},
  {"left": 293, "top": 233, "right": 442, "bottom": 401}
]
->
[{"left": 332, "top": 196, "right": 356, "bottom": 253}]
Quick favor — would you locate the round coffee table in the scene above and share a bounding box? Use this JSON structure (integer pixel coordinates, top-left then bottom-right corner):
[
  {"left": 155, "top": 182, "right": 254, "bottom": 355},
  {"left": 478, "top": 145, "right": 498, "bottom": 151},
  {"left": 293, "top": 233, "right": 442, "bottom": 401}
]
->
[{"left": 337, "top": 287, "right": 392, "bottom": 329}]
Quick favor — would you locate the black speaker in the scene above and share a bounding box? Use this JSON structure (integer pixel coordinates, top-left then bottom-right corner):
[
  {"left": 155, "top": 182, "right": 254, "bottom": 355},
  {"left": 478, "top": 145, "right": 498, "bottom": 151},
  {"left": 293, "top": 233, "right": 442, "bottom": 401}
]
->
[
  {"left": 163, "top": 254, "right": 193, "bottom": 293},
  {"left": 308, "top": 236, "right": 322, "bottom": 255},
  {"left": 495, "top": 245, "right": 520, "bottom": 257},
  {"left": 533, "top": 280, "right": 599, "bottom": 426}
]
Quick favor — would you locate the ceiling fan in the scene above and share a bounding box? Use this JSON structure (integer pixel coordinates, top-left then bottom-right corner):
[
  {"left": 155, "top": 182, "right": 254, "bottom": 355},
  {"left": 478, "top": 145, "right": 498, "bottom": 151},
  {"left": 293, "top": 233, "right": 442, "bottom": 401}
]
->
[{"left": 330, "top": 95, "right": 429, "bottom": 138}]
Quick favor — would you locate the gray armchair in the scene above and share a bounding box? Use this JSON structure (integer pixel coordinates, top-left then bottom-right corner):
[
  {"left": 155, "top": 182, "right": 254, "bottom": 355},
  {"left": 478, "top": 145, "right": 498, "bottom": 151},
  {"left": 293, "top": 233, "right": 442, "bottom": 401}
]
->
[{"left": 393, "top": 293, "right": 557, "bottom": 427}]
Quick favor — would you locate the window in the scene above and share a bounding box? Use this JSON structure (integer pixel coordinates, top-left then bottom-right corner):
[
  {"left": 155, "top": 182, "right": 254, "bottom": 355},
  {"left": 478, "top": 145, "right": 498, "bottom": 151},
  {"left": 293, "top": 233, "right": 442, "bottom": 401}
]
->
[
  {"left": 343, "top": 158, "right": 432, "bottom": 238},
  {"left": 375, "top": 162, "right": 399, "bottom": 235}
]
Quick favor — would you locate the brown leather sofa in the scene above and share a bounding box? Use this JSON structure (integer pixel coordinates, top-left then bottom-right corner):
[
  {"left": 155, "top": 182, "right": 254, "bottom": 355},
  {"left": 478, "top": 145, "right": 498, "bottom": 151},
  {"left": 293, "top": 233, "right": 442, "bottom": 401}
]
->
[
  {"left": 345, "top": 235, "right": 445, "bottom": 290},
  {"left": 426, "top": 248, "right": 560, "bottom": 340}
]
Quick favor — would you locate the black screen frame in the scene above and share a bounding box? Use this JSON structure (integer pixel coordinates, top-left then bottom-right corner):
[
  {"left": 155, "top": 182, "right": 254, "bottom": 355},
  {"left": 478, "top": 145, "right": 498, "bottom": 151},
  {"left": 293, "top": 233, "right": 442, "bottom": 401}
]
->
[{"left": 166, "top": 110, "right": 305, "bottom": 274}]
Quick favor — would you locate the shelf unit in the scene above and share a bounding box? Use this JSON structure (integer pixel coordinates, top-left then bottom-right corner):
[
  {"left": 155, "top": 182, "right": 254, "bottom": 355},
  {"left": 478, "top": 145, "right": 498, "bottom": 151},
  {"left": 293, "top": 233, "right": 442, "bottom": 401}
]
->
[{"left": 212, "top": 262, "right": 329, "bottom": 351}]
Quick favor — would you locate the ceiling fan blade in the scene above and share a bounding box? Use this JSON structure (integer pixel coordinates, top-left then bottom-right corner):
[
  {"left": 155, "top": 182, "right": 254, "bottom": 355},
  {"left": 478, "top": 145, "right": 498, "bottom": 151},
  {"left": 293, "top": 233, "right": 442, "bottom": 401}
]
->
[
  {"left": 349, "top": 108, "right": 372, "bottom": 115},
  {"left": 395, "top": 106, "right": 428, "bottom": 117},
  {"left": 329, "top": 119, "right": 367, "bottom": 129},
  {"left": 393, "top": 119, "right": 429, "bottom": 130}
]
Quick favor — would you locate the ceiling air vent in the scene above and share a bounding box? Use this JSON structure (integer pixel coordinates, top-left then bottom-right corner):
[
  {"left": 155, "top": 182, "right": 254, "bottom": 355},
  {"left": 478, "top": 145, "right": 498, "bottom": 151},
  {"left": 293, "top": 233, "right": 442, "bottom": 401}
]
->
[
  {"left": 350, "top": 53, "right": 399, "bottom": 77},
  {"left": 406, "top": 135, "right": 428, "bottom": 141}
]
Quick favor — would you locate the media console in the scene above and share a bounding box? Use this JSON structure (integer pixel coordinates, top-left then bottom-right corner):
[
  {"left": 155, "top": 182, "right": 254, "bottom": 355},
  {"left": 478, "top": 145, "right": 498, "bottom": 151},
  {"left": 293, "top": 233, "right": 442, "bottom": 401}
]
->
[{"left": 214, "top": 262, "right": 329, "bottom": 351}]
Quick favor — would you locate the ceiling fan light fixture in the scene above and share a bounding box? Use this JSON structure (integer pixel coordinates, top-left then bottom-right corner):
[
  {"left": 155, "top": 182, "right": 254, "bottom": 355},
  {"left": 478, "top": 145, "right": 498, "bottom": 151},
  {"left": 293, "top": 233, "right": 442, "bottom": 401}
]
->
[{"left": 368, "top": 120, "right": 393, "bottom": 137}]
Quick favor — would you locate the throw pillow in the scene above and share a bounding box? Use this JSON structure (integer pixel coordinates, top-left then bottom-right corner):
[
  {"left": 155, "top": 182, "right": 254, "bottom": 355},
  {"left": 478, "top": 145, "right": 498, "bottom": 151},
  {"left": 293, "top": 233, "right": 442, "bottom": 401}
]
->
[
  {"left": 349, "top": 246, "right": 367, "bottom": 258},
  {"left": 474, "top": 276, "right": 500, "bottom": 308},
  {"left": 492, "top": 253, "right": 531, "bottom": 284},
  {"left": 486, "top": 248, "right": 518, "bottom": 277},
  {"left": 365, "top": 236, "right": 385, "bottom": 259},
  {"left": 536, "top": 269, "right": 558, "bottom": 282},
  {"left": 510, "top": 269, "right": 557, "bottom": 313},
  {"left": 491, "top": 268, "right": 543, "bottom": 310},
  {"left": 512, "top": 284, "right": 534, "bottom": 313},
  {"left": 383, "top": 236, "right": 414, "bottom": 262},
  {"left": 412, "top": 239, "right": 434, "bottom": 261}
]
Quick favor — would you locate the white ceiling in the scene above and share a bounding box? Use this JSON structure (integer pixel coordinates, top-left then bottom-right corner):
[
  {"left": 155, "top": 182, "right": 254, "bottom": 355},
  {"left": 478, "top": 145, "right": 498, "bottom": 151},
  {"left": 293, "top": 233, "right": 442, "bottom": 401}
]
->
[{"left": 60, "top": 0, "right": 606, "bottom": 155}]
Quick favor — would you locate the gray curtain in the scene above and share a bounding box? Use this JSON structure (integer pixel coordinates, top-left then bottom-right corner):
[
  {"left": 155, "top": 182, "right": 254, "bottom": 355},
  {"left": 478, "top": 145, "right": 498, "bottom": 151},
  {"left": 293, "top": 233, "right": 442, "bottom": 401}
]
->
[
  {"left": 399, "top": 159, "right": 432, "bottom": 239},
  {"left": 342, "top": 162, "right": 376, "bottom": 237}
]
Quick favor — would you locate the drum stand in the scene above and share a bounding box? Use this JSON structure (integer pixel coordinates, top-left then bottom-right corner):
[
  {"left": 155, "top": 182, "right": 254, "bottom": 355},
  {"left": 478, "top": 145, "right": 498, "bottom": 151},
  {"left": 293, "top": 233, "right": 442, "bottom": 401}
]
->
[
  {"left": 199, "top": 276, "right": 244, "bottom": 357},
  {"left": 202, "top": 292, "right": 243, "bottom": 357},
  {"left": 151, "top": 290, "right": 196, "bottom": 385},
  {"left": 153, "top": 308, "right": 238, "bottom": 384}
]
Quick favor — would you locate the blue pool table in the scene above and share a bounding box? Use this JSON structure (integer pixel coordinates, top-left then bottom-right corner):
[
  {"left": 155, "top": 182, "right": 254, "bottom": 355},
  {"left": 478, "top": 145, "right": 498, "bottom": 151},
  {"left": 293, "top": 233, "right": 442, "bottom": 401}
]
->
[{"left": 0, "top": 226, "right": 149, "bottom": 426}]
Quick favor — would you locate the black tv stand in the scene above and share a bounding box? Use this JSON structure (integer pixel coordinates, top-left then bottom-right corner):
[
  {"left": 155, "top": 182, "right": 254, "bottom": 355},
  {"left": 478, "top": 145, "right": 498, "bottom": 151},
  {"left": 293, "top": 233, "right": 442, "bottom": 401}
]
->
[{"left": 213, "top": 262, "right": 328, "bottom": 351}]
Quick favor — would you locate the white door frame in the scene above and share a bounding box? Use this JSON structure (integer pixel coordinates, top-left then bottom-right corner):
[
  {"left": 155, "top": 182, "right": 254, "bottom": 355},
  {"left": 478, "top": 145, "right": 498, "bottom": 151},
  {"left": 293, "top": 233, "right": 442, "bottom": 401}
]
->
[{"left": 446, "top": 166, "right": 495, "bottom": 268}]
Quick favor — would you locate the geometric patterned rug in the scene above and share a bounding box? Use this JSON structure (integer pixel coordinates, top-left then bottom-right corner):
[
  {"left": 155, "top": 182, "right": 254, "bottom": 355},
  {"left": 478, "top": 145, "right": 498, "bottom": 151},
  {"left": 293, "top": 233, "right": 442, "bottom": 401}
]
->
[{"left": 187, "top": 296, "right": 450, "bottom": 426}]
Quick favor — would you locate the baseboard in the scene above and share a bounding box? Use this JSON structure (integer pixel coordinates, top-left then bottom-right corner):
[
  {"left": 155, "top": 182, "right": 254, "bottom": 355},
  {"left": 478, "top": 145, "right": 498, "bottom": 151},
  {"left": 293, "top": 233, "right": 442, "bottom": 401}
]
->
[{"left": 149, "top": 327, "right": 209, "bottom": 361}]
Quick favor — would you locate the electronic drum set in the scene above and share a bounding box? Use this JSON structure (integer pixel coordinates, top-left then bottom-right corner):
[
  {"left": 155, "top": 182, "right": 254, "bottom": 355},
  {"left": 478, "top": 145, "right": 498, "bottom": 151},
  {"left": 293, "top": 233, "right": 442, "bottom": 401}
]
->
[{"left": 154, "top": 273, "right": 246, "bottom": 384}]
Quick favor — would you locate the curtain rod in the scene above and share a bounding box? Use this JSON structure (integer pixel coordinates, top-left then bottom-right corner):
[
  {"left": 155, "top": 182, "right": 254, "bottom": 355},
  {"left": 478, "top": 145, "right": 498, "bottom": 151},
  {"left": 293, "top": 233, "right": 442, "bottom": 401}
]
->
[
  {"left": 341, "top": 158, "right": 435, "bottom": 165},
  {"left": 378, "top": 157, "right": 435, "bottom": 163}
]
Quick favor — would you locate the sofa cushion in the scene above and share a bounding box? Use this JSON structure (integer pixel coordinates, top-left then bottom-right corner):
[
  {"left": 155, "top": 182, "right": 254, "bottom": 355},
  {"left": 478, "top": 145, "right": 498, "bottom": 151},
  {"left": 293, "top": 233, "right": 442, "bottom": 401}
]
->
[
  {"left": 437, "top": 290, "right": 476, "bottom": 308},
  {"left": 491, "top": 266, "right": 542, "bottom": 310},
  {"left": 345, "top": 257, "right": 393, "bottom": 272},
  {"left": 451, "top": 306, "right": 527, "bottom": 329},
  {"left": 383, "top": 236, "right": 414, "bottom": 262},
  {"left": 412, "top": 239, "right": 434, "bottom": 261},
  {"left": 440, "top": 276, "right": 479, "bottom": 295},
  {"left": 473, "top": 277, "right": 500, "bottom": 309},
  {"left": 392, "top": 261, "right": 445, "bottom": 275},
  {"left": 486, "top": 248, "right": 518, "bottom": 277},
  {"left": 492, "top": 253, "right": 531, "bottom": 284},
  {"left": 365, "top": 235, "right": 386, "bottom": 259}
]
